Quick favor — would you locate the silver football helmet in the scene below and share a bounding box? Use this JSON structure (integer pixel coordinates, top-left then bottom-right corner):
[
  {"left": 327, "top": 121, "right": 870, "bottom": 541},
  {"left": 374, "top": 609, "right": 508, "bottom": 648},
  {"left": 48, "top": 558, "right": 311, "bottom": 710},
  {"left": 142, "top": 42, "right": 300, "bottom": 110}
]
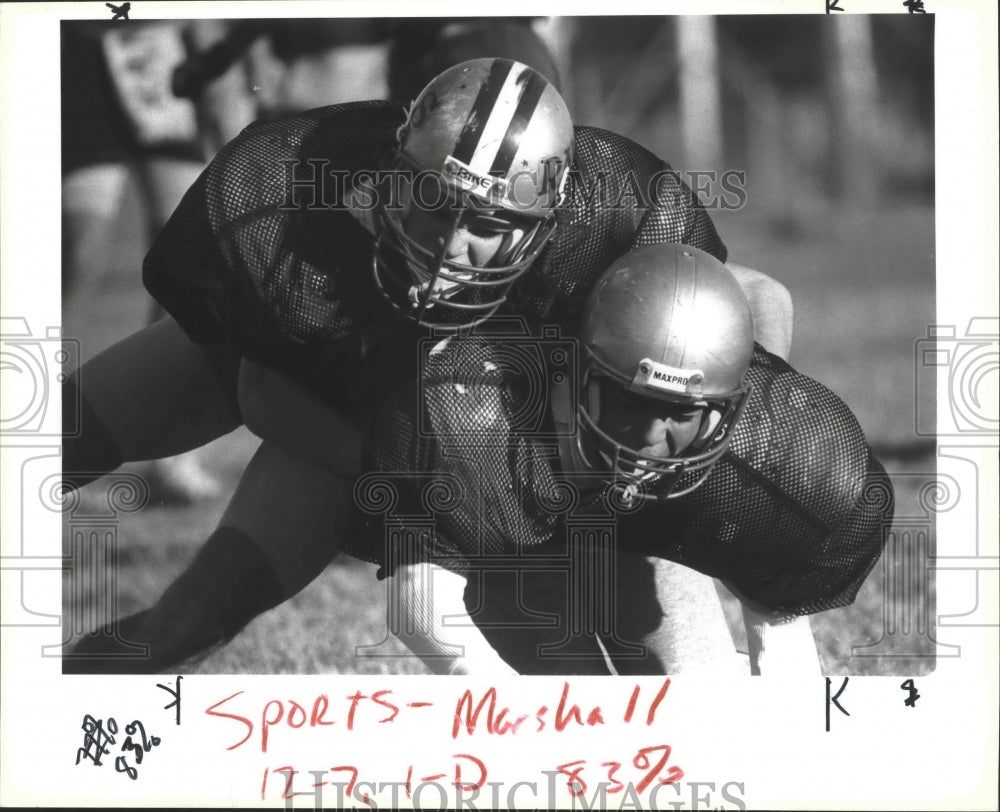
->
[
  {"left": 373, "top": 58, "right": 573, "bottom": 329},
  {"left": 577, "top": 244, "right": 755, "bottom": 502}
]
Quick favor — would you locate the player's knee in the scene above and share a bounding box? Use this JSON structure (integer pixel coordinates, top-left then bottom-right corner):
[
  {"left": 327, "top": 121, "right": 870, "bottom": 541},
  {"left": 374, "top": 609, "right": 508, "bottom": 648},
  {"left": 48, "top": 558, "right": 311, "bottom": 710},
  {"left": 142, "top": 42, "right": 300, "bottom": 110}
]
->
[
  {"left": 236, "top": 361, "right": 291, "bottom": 444},
  {"left": 237, "top": 362, "right": 362, "bottom": 478}
]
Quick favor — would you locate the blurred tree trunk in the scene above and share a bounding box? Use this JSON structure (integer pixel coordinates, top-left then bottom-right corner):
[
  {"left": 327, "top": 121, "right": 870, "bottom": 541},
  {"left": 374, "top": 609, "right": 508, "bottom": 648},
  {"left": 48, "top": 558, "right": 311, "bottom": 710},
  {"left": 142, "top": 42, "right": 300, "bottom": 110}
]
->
[
  {"left": 535, "top": 17, "right": 576, "bottom": 104},
  {"left": 825, "top": 16, "right": 880, "bottom": 206},
  {"left": 574, "top": 18, "right": 675, "bottom": 142},
  {"left": 677, "top": 16, "right": 723, "bottom": 171}
]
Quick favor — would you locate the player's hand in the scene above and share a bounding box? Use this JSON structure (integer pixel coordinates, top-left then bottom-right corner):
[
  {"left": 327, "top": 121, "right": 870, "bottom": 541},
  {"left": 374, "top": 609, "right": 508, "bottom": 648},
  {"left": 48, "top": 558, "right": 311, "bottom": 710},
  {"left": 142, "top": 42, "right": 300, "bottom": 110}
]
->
[{"left": 742, "top": 606, "right": 821, "bottom": 677}]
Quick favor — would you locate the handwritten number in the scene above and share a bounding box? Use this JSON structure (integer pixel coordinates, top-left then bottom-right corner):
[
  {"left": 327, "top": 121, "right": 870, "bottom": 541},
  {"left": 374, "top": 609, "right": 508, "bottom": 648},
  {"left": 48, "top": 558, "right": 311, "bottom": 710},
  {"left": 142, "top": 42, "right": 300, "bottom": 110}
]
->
[
  {"left": 114, "top": 756, "right": 138, "bottom": 780},
  {"left": 556, "top": 760, "right": 588, "bottom": 797},
  {"left": 121, "top": 739, "right": 143, "bottom": 765},
  {"left": 125, "top": 720, "right": 161, "bottom": 752},
  {"left": 77, "top": 715, "right": 159, "bottom": 779},
  {"left": 274, "top": 766, "right": 296, "bottom": 800},
  {"left": 555, "top": 749, "right": 683, "bottom": 798},
  {"left": 633, "top": 744, "right": 684, "bottom": 792},
  {"left": 331, "top": 765, "right": 372, "bottom": 805},
  {"left": 330, "top": 766, "right": 360, "bottom": 796},
  {"left": 601, "top": 761, "right": 625, "bottom": 794}
]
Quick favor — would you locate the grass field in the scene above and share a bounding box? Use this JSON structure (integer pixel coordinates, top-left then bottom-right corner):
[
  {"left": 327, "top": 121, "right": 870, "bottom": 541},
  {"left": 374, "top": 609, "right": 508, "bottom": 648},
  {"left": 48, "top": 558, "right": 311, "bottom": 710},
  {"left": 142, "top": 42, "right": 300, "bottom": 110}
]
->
[{"left": 61, "top": 176, "right": 937, "bottom": 677}]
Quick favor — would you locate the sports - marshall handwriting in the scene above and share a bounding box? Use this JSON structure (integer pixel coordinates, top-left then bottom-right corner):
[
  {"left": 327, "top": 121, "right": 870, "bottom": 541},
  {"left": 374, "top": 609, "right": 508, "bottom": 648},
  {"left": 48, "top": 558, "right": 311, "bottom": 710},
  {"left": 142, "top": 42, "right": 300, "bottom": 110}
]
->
[
  {"left": 205, "top": 679, "right": 673, "bottom": 753},
  {"left": 202, "top": 679, "right": 688, "bottom": 806}
]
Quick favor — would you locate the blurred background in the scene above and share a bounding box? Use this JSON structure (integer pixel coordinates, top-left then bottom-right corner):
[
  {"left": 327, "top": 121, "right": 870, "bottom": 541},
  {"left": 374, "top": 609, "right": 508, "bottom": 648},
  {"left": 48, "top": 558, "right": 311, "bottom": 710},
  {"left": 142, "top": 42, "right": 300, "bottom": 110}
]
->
[{"left": 61, "top": 15, "right": 937, "bottom": 676}]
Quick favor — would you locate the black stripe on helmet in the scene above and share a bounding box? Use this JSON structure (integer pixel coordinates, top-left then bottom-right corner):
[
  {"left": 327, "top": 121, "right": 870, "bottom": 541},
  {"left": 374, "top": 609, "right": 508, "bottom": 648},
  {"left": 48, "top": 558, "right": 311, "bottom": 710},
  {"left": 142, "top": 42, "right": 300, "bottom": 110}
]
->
[
  {"left": 489, "top": 68, "right": 547, "bottom": 177},
  {"left": 451, "top": 58, "right": 515, "bottom": 164}
]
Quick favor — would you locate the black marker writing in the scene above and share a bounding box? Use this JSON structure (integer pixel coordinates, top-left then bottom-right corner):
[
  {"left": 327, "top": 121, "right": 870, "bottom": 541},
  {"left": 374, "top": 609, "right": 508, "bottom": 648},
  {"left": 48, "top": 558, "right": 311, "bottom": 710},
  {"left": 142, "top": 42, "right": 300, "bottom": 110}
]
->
[
  {"left": 157, "top": 675, "right": 183, "bottom": 725},
  {"left": 825, "top": 677, "right": 850, "bottom": 731},
  {"left": 75, "top": 715, "right": 161, "bottom": 779},
  {"left": 827, "top": 0, "right": 844, "bottom": 12},
  {"left": 121, "top": 719, "right": 162, "bottom": 763},
  {"left": 900, "top": 679, "right": 920, "bottom": 707},
  {"left": 115, "top": 755, "right": 138, "bottom": 780},
  {"left": 76, "top": 715, "right": 117, "bottom": 767},
  {"left": 106, "top": 2, "right": 130, "bottom": 20},
  {"left": 903, "top": 0, "right": 927, "bottom": 12}
]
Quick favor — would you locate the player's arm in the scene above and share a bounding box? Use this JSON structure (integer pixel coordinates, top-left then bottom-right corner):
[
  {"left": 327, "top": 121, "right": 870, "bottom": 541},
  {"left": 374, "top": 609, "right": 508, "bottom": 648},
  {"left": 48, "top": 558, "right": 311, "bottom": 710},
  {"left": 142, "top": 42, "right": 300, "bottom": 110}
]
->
[
  {"left": 726, "top": 263, "right": 794, "bottom": 361},
  {"left": 740, "top": 601, "right": 821, "bottom": 677},
  {"left": 392, "top": 561, "right": 518, "bottom": 676}
]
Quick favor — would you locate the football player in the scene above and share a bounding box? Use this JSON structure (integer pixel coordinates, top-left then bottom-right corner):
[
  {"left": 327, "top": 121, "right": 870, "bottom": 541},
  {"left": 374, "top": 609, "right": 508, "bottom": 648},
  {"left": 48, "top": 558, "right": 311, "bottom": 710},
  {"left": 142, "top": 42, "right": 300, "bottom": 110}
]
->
[
  {"left": 62, "top": 59, "right": 792, "bottom": 672},
  {"left": 350, "top": 244, "right": 893, "bottom": 676}
]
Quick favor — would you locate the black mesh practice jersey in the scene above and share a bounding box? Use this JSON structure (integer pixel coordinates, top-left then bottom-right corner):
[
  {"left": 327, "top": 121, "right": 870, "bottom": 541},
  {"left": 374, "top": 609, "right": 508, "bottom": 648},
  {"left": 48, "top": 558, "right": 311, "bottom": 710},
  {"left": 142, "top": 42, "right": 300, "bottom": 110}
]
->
[
  {"left": 349, "top": 341, "right": 894, "bottom": 618},
  {"left": 142, "top": 101, "right": 726, "bottom": 420}
]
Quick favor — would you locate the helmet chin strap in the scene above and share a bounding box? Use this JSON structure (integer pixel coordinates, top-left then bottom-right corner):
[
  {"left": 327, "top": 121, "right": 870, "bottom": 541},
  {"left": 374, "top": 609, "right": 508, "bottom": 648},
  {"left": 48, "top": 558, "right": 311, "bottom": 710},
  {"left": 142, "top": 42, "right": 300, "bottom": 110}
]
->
[
  {"left": 408, "top": 218, "right": 459, "bottom": 321},
  {"left": 580, "top": 373, "right": 661, "bottom": 491},
  {"left": 551, "top": 376, "right": 657, "bottom": 504},
  {"left": 621, "top": 481, "right": 641, "bottom": 507},
  {"left": 605, "top": 451, "right": 665, "bottom": 506}
]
